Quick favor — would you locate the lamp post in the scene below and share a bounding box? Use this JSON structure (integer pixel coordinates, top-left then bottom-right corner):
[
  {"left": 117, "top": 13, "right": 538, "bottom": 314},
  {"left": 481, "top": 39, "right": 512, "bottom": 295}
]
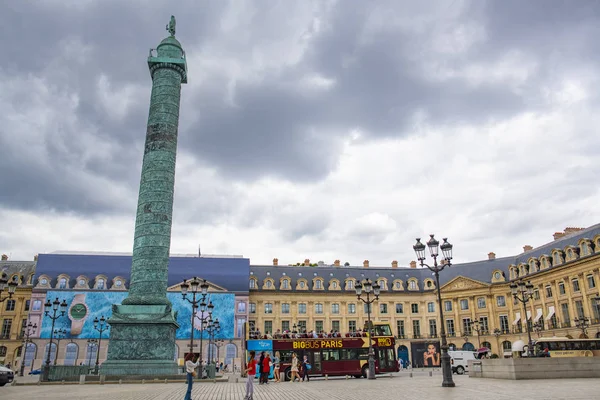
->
[
  {"left": 413, "top": 235, "right": 455, "bottom": 387},
  {"left": 355, "top": 278, "right": 380, "bottom": 380},
  {"left": 42, "top": 297, "right": 68, "bottom": 381},
  {"left": 205, "top": 317, "right": 221, "bottom": 363},
  {"left": 509, "top": 280, "right": 535, "bottom": 357},
  {"left": 574, "top": 316, "right": 590, "bottom": 338},
  {"left": 86, "top": 339, "right": 98, "bottom": 369},
  {"left": 470, "top": 320, "right": 482, "bottom": 348},
  {"left": 215, "top": 339, "right": 225, "bottom": 365},
  {"left": 19, "top": 321, "right": 37, "bottom": 376},
  {"left": 181, "top": 277, "right": 210, "bottom": 357},
  {"left": 493, "top": 328, "right": 501, "bottom": 356},
  {"left": 53, "top": 328, "right": 67, "bottom": 365},
  {"left": 93, "top": 316, "right": 107, "bottom": 374},
  {"left": 532, "top": 321, "right": 543, "bottom": 338},
  {"left": 0, "top": 273, "right": 18, "bottom": 303}
]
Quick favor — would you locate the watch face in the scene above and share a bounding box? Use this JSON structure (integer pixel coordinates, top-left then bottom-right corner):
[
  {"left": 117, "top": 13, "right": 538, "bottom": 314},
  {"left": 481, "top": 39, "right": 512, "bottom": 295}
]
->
[{"left": 70, "top": 303, "right": 88, "bottom": 320}]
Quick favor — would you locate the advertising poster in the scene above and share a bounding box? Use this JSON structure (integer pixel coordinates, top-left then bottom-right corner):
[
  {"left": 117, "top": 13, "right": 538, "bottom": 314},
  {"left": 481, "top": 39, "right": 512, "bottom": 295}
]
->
[{"left": 410, "top": 341, "right": 441, "bottom": 368}]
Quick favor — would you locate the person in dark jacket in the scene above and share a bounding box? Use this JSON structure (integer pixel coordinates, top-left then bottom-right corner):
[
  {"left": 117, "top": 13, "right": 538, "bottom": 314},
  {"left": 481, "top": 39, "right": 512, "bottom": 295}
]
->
[{"left": 258, "top": 352, "right": 266, "bottom": 384}]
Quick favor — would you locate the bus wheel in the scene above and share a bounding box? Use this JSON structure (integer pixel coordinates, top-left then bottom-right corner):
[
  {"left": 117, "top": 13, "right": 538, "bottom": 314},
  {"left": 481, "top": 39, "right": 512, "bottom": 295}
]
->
[
  {"left": 361, "top": 365, "right": 369, "bottom": 379},
  {"left": 284, "top": 368, "right": 292, "bottom": 381},
  {"left": 456, "top": 366, "right": 465, "bottom": 375}
]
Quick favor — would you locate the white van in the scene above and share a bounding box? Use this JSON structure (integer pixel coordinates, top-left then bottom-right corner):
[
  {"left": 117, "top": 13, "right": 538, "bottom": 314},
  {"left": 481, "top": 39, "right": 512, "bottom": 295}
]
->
[{"left": 448, "top": 350, "right": 477, "bottom": 375}]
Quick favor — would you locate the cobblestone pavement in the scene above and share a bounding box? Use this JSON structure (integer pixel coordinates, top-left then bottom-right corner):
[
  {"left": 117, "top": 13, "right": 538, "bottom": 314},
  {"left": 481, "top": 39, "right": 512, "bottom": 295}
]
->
[{"left": 2, "top": 374, "right": 598, "bottom": 400}]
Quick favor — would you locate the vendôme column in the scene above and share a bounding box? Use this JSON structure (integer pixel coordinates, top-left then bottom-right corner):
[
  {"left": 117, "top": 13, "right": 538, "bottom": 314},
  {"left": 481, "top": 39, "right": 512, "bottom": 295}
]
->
[{"left": 102, "top": 16, "right": 187, "bottom": 376}]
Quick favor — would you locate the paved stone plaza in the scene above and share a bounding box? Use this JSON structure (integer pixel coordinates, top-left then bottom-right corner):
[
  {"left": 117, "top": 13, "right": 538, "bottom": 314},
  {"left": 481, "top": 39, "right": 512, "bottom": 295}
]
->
[{"left": 2, "top": 374, "right": 598, "bottom": 400}]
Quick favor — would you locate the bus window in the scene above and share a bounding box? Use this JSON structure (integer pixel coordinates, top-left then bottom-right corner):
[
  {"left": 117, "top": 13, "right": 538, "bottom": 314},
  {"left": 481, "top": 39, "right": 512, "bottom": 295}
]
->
[
  {"left": 341, "top": 349, "right": 359, "bottom": 360},
  {"left": 358, "top": 348, "right": 369, "bottom": 360},
  {"left": 375, "top": 325, "right": 392, "bottom": 336},
  {"left": 323, "top": 350, "right": 341, "bottom": 361},
  {"left": 279, "top": 350, "right": 293, "bottom": 363}
]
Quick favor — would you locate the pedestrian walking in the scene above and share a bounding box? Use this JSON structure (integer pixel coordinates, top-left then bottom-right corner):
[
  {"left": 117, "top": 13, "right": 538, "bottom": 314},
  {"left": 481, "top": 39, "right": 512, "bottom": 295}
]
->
[
  {"left": 261, "top": 353, "right": 271, "bottom": 384},
  {"left": 184, "top": 353, "right": 199, "bottom": 400},
  {"left": 290, "top": 353, "right": 300, "bottom": 382},
  {"left": 301, "top": 355, "right": 310, "bottom": 382},
  {"left": 245, "top": 351, "right": 257, "bottom": 400},
  {"left": 273, "top": 351, "right": 281, "bottom": 382}
]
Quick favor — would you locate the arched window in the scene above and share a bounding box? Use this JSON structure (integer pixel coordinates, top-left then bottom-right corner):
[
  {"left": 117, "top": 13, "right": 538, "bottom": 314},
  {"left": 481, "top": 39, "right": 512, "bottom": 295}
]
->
[
  {"left": 0, "top": 346, "right": 7, "bottom": 357},
  {"left": 462, "top": 342, "right": 475, "bottom": 351},
  {"left": 282, "top": 280, "right": 289, "bottom": 289},
  {"left": 44, "top": 343, "right": 57, "bottom": 364},
  {"left": 24, "top": 343, "right": 36, "bottom": 367},
  {"left": 249, "top": 279, "right": 256, "bottom": 289},
  {"left": 448, "top": 343, "right": 457, "bottom": 351},
  {"left": 481, "top": 341, "right": 492, "bottom": 350},
  {"left": 85, "top": 343, "right": 98, "bottom": 367},
  {"left": 332, "top": 281, "right": 337, "bottom": 289},
  {"left": 409, "top": 280, "right": 417, "bottom": 290},
  {"left": 96, "top": 279, "right": 105, "bottom": 290},
  {"left": 64, "top": 343, "right": 78, "bottom": 366},
  {"left": 225, "top": 343, "right": 237, "bottom": 366},
  {"left": 59, "top": 278, "right": 67, "bottom": 289}
]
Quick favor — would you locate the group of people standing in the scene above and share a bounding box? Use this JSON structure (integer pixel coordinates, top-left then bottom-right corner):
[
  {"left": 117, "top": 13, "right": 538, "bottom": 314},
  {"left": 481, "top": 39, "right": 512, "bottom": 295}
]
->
[{"left": 244, "top": 351, "right": 312, "bottom": 399}]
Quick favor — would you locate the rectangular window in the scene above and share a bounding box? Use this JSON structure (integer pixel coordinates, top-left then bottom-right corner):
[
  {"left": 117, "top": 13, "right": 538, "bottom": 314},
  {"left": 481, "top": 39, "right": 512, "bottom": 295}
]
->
[
  {"left": 558, "top": 282, "right": 566, "bottom": 295},
  {"left": 462, "top": 318, "right": 472, "bottom": 335},
  {"left": 297, "top": 321, "right": 307, "bottom": 332},
  {"left": 349, "top": 321, "right": 357, "bottom": 332},
  {"left": 477, "top": 297, "right": 486, "bottom": 309},
  {"left": 332, "top": 320, "right": 340, "bottom": 332},
  {"left": 236, "top": 318, "right": 245, "bottom": 338},
  {"left": 497, "top": 296, "right": 506, "bottom": 307},
  {"left": 460, "top": 299, "right": 469, "bottom": 310},
  {"left": 411, "top": 304, "right": 419, "bottom": 314},
  {"left": 572, "top": 279, "right": 580, "bottom": 292},
  {"left": 281, "top": 303, "right": 290, "bottom": 314},
  {"left": 561, "top": 303, "right": 570, "bottom": 325},
  {"left": 446, "top": 319, "right": 455, "bottom": 336},
  {"left": 315, "top": 280, "right": 322, "bottom": 289},
  {"left": 479, "top": 316, "right": 489, "bottom": 334},
  {"left": 282, "top": 321, "right": 290, "bottom": 332},
  {"left": 298, "top": 303, "right": 307, "bottom": 314},
  {"left": 19, "top": 319, "right": 27, "bottom": 338},
  {"left": 249, "top": 303, "right": 256, "bottom": 314},
  {"left": 396, "top": 320, "right": 405, "bottom": 337},
  {"left": 237, "top": 302, "right": 246, "bottom": 313},
  {"left": 364, "top": 303, "right": 372, "bottom": 314},
  {"left": 545, "top": 286, "right": 553, "bottom": 298},
  {"left": 575, "top": 300, "right": 585, "bottom": 319},
  {"left": 315, "top": 320, "right": 324, "bottom": 333},
  {"left": 348, "top": 303, "right": 356, "bottom": 314},
  {"left": 264, "top": 321, "right": 272, "bottom": 334},
  {"left": 32, "top": 300, "right": 42, "bottom": 311},
  {"left": 587, "top": 275, "right": 596, "bottom": 289},
  {"left": 24, "top": 300, "right": 30, "bottom": 312},
  {"left": 315, "top": 303, "right": 324, "bottom": 314},
  {"left": 1, "top": 319, "right": 12, "bottom": 339},
  {"left": 5, "top": 300, "right": 15, "bottom": 312},
  {"left": 533, "top": 289, "right": 540, "bottom": 300},
  {"left": 500, "top": 315, "right": 509, "bottom": 333},
  {"left": 331, "top": 303, "right": 340, "bottom": 314},
  {"left": 427, "top": 302, "right": 435, "bottom": 313},
  {"left": 264, "top": 303, "right": 273, "bottom": 314},
  {"left": 395, "top": 303, "right": 404, "bottom": 314},
  {"left": 429, "top": 320, "right": 437, "bottom": 337},
  {"left": 412, "top": 320, "right": 421, "bottom": 338},
  {"left": 444, "top": 301, "right": 452, "bottom": 312},
  {"left": 380, "top": 304, "right": 388, "bottom": 314}
]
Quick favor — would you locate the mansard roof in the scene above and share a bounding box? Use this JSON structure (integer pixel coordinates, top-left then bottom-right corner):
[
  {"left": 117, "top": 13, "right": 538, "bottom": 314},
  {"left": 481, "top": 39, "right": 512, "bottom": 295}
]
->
[
  {"left": 0, "top": 260, "right": 36, "bottom": 287},
  {"left": 34, "top": 253, "right": 250, "bottom": 293}
]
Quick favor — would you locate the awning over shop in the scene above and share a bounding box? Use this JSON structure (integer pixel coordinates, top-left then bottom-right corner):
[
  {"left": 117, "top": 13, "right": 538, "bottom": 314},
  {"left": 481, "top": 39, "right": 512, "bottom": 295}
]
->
[
  {"left": 534, "top": 309, "right": 543, "bottom": 323},
  {"left": 545, "top": 306, "right": 555, "bottom": 321},
  {"left": 526, "top": 310, "right": 532, "bottom": 321},
  {"left": 512, "top": 312, "right": 521, "bottom": 326}
]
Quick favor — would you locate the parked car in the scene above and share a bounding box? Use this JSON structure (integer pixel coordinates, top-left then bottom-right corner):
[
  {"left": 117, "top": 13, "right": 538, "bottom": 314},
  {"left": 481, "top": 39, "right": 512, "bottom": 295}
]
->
[
  {"left": 448, "top": 350, "right": 477, "bottom": 375},
  {"left": 0, "top": 365, "right": 14, "bottom": 386}
]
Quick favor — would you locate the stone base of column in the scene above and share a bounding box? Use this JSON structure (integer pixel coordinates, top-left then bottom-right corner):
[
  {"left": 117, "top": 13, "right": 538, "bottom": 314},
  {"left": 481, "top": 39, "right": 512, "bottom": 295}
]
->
[{"left": 101, "top": 304, "right": 180, "bottom": 376}]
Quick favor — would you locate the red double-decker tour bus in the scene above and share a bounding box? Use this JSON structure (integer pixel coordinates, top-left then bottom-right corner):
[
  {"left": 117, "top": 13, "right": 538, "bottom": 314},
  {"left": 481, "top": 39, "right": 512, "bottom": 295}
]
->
[{"left": 246, "top": 322, "right": 399, "bottom": 380}]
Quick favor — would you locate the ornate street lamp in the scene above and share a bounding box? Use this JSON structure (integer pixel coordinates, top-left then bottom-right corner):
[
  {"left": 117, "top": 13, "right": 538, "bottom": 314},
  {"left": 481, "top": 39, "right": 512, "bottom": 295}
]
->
[
  {"left": 413, "top": 235, "right": 455, "bottom": 387},
  {"left": 532, "top": 321, "right": 543, "bottom": 338},
  {"left": 215, "top": 339, "right": 225, "bottom": 365},
  {"left": 93, "top": 316, "right": 107, "bottom": 374},
  {"left": 0, "top": 273, "right": 18, "bottom": 303},
  {"left": 19, "top": 321, "right": 37, "bottom": 376},
  {"left": 470, "top": 320, "right": 482, "bottom": 348},
  {"left": 574, "top": 316, "right": 590, "bottom": 338},
  {"left": 510, "top": 280, "right": 535, "bottom": 357},
  {"left": 355, "top": 278, "right": 380, "bottom": 380},
  {"left": 86, "top": 339, "right": 98, "bottom": 368},
  {"left": 53, "top": 328, "right": 67, "bottom": 365},
  {"left": 42, "top": 297, "right": 68, "bottom": 381},
  {"left": 205, "top": 317, "right": 221, "bottom": 363},
  {"left": 181, "top": 277, "right": 210, "bottom": 357}
]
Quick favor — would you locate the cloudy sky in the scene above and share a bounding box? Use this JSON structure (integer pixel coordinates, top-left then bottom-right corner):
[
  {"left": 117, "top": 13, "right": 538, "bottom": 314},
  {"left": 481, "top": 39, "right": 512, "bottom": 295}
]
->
[{"left": 1, "top": 0, "right": 599, "bottom": 267}]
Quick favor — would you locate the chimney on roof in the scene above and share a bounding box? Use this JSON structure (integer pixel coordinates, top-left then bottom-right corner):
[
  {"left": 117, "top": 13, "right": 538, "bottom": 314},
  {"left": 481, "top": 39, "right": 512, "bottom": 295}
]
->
[
  {"left": 410, "top": 261, "right": 417, "bottom": 269},
  {"left": 304, "top": 259, "right": 310, "bottom": 266},
  {"left": 334, "top": 260, "right": 340, "bottom": 267},
  {"left": 363, "top": 260, "right": 369, "bottom": 268},
  {"left": 553, "top": 227, "right": 585, "bottom": 240},
  {"left": 553, "top": 232, "right": 565, "bottom": 240},
  {"left": 391, "top": 260, "right": 398, "bottom": 268},
  {"left": 523, "top": 245, "right": 533, "bottom": 253},
  {"left": 488, "top": 252, "right": 496, "bottom": 260},
  {"left": 273, "top": 258, "right": 278, "bottom": 266},
  {"left": 1, "top": 254, "right": 7, "bottom": 261}
]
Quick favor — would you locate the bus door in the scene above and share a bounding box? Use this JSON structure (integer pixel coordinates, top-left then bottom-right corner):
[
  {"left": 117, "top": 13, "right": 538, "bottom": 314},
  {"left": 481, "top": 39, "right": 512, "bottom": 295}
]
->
[
  {"left": 308, "top": 351, "right": 322, "bottom": 375},
  {"left": 377, "top": 348, "right": 396, "bottom": 371}
]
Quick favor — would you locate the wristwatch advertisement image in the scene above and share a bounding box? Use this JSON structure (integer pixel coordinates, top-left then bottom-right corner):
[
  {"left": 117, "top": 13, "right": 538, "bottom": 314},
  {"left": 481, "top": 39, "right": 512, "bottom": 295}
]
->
[{"left": 68, "top": 293, "right": 89, "bottom": 335}]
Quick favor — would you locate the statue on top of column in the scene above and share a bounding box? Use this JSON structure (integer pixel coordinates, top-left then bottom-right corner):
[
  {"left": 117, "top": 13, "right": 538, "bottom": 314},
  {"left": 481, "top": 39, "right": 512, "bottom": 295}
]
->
[{"left": 166, "top": 15, "right": 176, "bottom": 36}]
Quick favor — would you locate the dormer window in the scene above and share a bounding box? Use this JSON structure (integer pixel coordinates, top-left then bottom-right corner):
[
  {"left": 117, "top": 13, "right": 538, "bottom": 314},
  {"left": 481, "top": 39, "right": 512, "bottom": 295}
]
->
[
  {"left": 97, "top": 279, "right": 105, "bottom": 290},
  {"left": 59, "top": 278, "right": 67, "bottom": 289},
  {"left": 332, "top": 281, "right": 337, "bottom": 289},
  {"left": 282, "top": 280, "right": 289, "bottom": 289},
  {"left": 249, "top": 279, "right": 256, "bottom": 289}
]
